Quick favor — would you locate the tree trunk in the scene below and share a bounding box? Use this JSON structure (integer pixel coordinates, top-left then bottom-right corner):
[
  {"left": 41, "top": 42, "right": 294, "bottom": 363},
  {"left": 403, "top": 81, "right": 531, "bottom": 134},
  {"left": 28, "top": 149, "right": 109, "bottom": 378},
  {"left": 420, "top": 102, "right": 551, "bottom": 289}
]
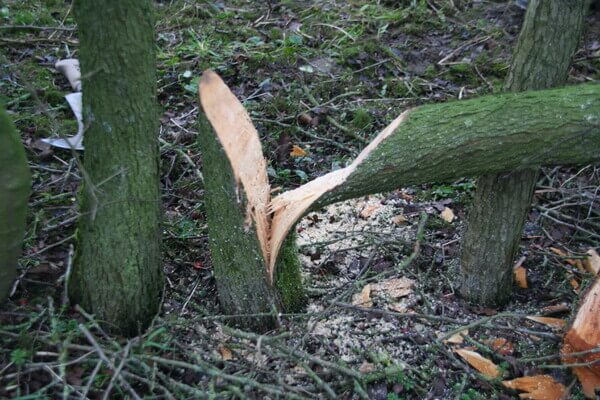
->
[
  {"left": 197, "top": 71, "right": 304, "bottom": 332},
  {"left": 458, "top": 0, "right": 590, "bottom": 306},
  {"left": 0, "top": 106, "right": 31, "bottom": 302},
  {"left": 69, "top": 0, "right": 162, "bottom": 336},
  {"left": 269, "top": 82, "right": 600, "bottom": 277}
]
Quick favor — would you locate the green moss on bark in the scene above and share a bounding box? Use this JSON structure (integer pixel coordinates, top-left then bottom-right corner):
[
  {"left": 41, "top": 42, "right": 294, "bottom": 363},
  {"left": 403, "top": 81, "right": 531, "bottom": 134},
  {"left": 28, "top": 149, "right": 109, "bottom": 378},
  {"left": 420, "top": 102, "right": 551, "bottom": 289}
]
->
[{"left": 274, "top": 230, "right": 306, "bottom": 313}]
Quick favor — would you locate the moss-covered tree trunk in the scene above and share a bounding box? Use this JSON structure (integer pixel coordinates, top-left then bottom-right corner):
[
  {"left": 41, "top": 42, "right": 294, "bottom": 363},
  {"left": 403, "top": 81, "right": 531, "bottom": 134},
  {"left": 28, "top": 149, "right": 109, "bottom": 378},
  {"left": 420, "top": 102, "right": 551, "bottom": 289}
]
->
[
  {"left": 458, "top": 0, "right": 590, "bottom": 306},
  {"left": 0, "top": 106, "right": 31, "bottom": 302},
  {"left": 69, "top": 0, "right": 162, "bottom": 336}
]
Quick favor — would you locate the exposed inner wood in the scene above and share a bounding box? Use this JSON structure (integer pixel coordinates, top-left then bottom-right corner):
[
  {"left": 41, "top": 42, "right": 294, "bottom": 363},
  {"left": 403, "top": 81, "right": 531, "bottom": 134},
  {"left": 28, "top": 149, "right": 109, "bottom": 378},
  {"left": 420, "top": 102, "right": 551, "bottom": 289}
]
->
[
  {"left": 199, "top": 71, "right": 272, "bottom": 265},
  {"left": 268, "top": 111, "right": 409, "bottom": 280},
  {"left": 562, "top": 276, "right": 600, "bottom": 398},
  {"left": 198, "top": 70, "right": 411, "bottom": 281}
]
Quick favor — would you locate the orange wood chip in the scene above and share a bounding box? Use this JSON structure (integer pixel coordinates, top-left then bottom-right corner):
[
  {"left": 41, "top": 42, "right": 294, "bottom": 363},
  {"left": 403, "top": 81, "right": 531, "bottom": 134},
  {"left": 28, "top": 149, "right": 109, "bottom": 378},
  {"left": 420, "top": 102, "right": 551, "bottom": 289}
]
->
[
  {"left": 514, "top": 266, "right": 528, "bottom": 289},
  {"left": 526, "top": 316, "right": 567, "bottom": 330},
  {"left": 454, "top": 349, "right": 501, "bottom": 379},
  {"left": 502, "top": 375, "right": 566, "bottom": 400},
  {"left": 562, "top": 276, "right": 600, "bottom": 398}
]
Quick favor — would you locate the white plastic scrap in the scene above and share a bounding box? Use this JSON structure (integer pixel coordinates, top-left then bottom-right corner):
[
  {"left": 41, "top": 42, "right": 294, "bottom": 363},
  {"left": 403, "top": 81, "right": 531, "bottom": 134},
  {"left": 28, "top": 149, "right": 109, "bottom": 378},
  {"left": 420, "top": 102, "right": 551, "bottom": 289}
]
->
[{"left": 41, "top": 59, "right": 85, "bottom": 150}]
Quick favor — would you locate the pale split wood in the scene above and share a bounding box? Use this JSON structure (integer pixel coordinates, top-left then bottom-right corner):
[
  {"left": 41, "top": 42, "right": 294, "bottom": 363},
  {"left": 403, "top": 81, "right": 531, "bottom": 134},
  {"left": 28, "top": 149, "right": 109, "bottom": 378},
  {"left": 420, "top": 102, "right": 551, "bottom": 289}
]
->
[
  {"left": 199, "top": 70, "right": 272, "bottom": 268},
  {"left": 198, "top": 70, "right": 413, "bottom": 283},
  {"left": 267, "top": 110, "right": 410, "bottom": 281}
]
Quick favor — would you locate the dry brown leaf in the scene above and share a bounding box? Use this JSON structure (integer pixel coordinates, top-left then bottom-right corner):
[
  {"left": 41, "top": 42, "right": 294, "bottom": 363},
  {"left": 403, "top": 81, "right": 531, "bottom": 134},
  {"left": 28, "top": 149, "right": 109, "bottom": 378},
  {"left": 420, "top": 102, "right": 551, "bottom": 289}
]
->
[
  {"left": 352, "top": 284, "right": 372, "bottom": 308},
  {"left": 440, "top": 207, "right": 455, "bottom": 223},
  {"left": 562, "top": 276, "right": 600, "bottom": 398},
  {"left": 218, "top": 344, "right": 233, "bottom": 360},
  {"left": 297, "top": 113, "right": 313, "bottom": 126},
  {"left": 290, "top": 145, "right": 307, "bottom": 157},
  {"left": 502, "top": 375, "right": 566, "bottom": 400},
  {"left": 514, "top": 266, "right": 528, "bottom": 289},
  {"left": 391, "top": 214, "right": 408, "bottom": 225},
  {"left": 583, "top": 249, "right": 600, "bottom": 275},
  {"left": 526, "top": 316, "right": 567, "bottom": 330},
  {"left": 371, "top": 277, "right": 415, "bottom": 299},
  {"left": 454, "top": 349, "right": 501, "bottom": 379},
  {"left": 484, "top": 338, "right": 515, "bottom": 356}
]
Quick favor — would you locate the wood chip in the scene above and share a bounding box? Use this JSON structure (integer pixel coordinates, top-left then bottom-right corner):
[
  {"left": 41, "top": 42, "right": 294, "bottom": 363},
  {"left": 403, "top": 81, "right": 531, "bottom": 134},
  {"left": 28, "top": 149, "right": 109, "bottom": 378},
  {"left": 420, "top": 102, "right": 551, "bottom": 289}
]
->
[
  {"left": 562, "top": 276, "right": 600, "bottom": 398},
  {"left": 371, "top": 277, "right": 415, "bottom": 299},
  {"left": 502, "top": 375, "right": 566, "bottom": 400},
  {"left": 352, "top": 284, "right": 372, "bottom": 308},
  {"left": 440, "top": 207, "right": 455, "bottom": 223},
  {"left": 454, "top": 349, "right": 501, "bottom": 379},
  {"left": 526, "top": 316, "right": 567, "bottom": 330},
  {"left": 583, "top": 249, "right": 600, "bottom": 275}
]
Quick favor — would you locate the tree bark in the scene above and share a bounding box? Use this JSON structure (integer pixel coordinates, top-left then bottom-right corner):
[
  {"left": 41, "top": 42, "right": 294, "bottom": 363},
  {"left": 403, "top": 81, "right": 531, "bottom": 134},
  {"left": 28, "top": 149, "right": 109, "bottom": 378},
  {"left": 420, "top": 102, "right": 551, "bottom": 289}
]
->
[
  {"left": 269, "top": 82, "right": 600, "bottom": 277},
  {"left": 69, "top": 0, "right": 162, "bottom": 336},
  {"left": 458, "top": 0, "right": 590, "bottom": 306},
  {"left": 0, "top": 106, "right": 31, "bottom": 302}
]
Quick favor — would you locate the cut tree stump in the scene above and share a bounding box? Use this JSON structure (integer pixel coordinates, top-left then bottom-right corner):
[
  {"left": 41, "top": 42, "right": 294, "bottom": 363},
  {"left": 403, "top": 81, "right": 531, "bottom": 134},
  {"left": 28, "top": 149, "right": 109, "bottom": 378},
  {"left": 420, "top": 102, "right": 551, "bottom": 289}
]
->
[{"left": 198, "top": 71, "right": 304, "bottom": 331}]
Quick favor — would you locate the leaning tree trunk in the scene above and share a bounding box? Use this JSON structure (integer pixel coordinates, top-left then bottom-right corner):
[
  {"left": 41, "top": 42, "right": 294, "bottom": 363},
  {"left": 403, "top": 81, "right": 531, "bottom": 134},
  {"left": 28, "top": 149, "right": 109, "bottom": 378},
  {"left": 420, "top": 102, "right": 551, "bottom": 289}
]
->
[
  {"left": 0, "top": 106, "right": 31, "bottom": 302},
  {"left": 198, "top": 71, "right": 304, "bottom": 332},
  {"left": 69, "top": 0, "right": 162, "bottom": 336},
  {"left": 458, "top": 0, "right": 590, "bottom": 306},
  {"left": 199, "top": 71, "right": 600, "bottom": 308}
]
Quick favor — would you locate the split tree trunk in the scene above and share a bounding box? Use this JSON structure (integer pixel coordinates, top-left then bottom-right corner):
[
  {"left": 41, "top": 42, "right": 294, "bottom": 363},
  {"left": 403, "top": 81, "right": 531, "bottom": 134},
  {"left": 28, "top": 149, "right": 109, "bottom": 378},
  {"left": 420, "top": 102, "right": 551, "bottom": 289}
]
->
[
  {"left": 69, "top": 0, "right": 162, "bottom": 336},
  {"left": 0, "top": 106, "right": 31, "bottom": 302},
  {"left": 269, "top": 82, "right": 600, "bottom": 277},
  {"left": 459, "top": 0, "right": 590, "bottom": 306},
  {"left": 198, "top": 73, "right": 599, "bottom": 333}
]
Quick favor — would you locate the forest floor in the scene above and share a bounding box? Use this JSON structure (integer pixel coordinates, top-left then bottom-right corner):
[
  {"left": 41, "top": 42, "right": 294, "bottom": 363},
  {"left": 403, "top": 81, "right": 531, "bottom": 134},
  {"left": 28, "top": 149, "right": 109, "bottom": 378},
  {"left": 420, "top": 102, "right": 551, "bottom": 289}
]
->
[{"left": 1, "top": 0, "right": 600, "bottom": 399}]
